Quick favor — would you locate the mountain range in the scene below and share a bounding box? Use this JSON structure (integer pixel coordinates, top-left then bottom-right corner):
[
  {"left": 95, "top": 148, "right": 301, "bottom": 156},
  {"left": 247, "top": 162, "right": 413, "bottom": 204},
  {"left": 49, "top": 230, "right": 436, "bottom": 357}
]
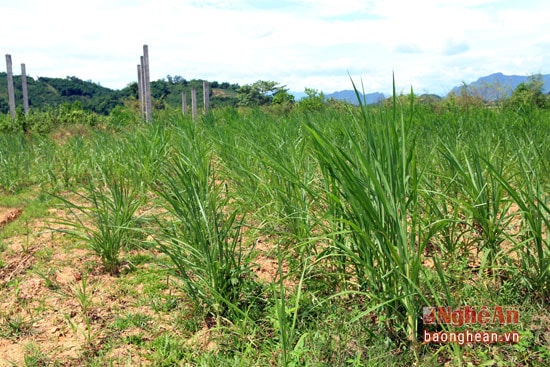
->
[
  {"left": 322, "top": 73, "right": 550, "bottom": 105},
  {"left": 325, "top": 90, "right": 386, "bottom": 105},
  {"left": 447, "top": 72, "right": 550, "bottom": 100}
]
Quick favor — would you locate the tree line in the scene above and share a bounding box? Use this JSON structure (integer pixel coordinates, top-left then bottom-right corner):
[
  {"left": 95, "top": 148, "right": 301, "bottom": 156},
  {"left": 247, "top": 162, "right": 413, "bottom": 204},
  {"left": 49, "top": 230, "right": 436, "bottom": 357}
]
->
[{"left": 1, "top": 72, "right": 549, "bottom": 117}]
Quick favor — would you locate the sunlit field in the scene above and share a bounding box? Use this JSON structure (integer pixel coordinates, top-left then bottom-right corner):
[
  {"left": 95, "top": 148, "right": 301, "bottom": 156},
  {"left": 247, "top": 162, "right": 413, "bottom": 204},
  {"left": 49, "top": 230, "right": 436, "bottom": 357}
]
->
[{"left": 0, "top": 90, "right": 548, "bottom": 366}]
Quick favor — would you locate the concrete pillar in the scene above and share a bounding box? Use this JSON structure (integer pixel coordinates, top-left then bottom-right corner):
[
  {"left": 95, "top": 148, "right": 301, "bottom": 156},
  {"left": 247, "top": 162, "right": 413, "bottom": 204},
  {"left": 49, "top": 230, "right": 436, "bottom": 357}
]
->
[
  {"left": 142, "top": 45, "right": 152, "bottom": 123},
  {"left": 191, "top": 87, "right": 197, "bottom": 121},
  {"left": 21, "top": 63, "right": 29, "bottom": 114},
  {"left": 203, "top": 80, "right": 210, "bottom": 113},
  {"left": 182, "top": 92, "right": 187, "bottom": 115},
  {"left": 5, "top": 55, "right": 15, "bottom": 119}
]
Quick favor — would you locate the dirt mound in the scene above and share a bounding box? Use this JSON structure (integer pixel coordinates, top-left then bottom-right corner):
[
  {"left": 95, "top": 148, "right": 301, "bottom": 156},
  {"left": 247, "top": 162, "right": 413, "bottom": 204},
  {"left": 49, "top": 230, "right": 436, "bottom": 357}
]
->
[{"left": 0, "top": 207, "right": 23, "bottom": 228}]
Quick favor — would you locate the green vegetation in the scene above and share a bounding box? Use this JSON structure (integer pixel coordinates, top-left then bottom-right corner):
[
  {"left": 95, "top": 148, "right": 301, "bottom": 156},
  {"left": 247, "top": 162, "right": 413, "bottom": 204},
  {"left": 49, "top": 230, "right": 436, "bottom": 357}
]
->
[
  {"left": 236, "top": 80, "right": 293, "bottom": 107},
  {"left": 54, "top": 169, "right": 146, "bottom": 275},
  {"left": 506, "top": 74, "right": 549, "bottom": 111},
  {"left": 0, "top": 72, "right": 241, "bottom": 117},
  {"left": 0, "top": 79, "right": 548, "bottom": 366},
  {"left": 0, "top": 73, "right": 127, "bottom": 115}
]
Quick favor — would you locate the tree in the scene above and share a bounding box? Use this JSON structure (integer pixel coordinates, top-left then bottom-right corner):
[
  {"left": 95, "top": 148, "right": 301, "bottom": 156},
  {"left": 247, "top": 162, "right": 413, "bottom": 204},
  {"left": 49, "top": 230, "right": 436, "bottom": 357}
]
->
[
  {"left": 272, "top": 88, "right": 295, "bottom": 105},
  {"left": 150, "top": 80, "right": 170, "bottom": 100},
  {"left": 237, "top": 80, "right": 283, "bottom": 106},
  {"left": 126, "top": 82, "right": 139, "bottom": 99},
  {"left": 506, "top": 74, "right": 547, "bottom": 111},
  {"left": 297, "top": 88, "right": 325, "bottom": 111},
  {"left": 446, "top": 82, "right": 486, "bottom": 109},
  {"left": 173, "top": 75, "right": 186, "bottom": 85}
]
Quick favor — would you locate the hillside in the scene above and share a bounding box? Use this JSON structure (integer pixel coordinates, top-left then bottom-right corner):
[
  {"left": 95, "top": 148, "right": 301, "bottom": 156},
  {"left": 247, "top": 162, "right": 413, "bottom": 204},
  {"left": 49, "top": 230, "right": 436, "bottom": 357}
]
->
[
  {"left": 0, "top": 73, "right": 240, "bottom": 115},
  {"left": 147, "top": 78, "right": 240, "bottom": 109},
  {"left": 0, "top": 73, "right": 129, "bottom": 115},
  {"left": 448, "top": 72, "right": 550, "bottom": 100},
  {"left": 325, "top": 90, "right": 385, "bottom": 105}
]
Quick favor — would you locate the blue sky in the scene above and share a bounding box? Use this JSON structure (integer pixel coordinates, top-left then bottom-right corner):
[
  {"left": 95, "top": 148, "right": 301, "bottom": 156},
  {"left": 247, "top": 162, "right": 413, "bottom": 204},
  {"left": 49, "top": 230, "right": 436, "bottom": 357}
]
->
[{"left": 2, "top": 0, "right": 549, "bottom": 95}]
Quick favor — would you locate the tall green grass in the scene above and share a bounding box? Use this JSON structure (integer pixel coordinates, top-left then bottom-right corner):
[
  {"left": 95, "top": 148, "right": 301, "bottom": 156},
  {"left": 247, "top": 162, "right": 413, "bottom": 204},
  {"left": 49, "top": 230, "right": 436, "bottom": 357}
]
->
[
  {"left": 53, "top": 164, "right": 145, "bottom": 275},
  {"left": 0, "top": 134, "right": 37, "bottom": 193},
  {"left": 307, "top": 82, "right": 427, "bottom": 353},
  {"left": 1, "top": 87, "right": 549, "bottom": 365},
  {"left": 488, "top": 143, "right": 550, "bottom": 300},
  {"left": 153, "top": 118, "right": 255, "bottom": 323},
  {"left": 438, "top": 145, "right": 512, "bottom": 269}
]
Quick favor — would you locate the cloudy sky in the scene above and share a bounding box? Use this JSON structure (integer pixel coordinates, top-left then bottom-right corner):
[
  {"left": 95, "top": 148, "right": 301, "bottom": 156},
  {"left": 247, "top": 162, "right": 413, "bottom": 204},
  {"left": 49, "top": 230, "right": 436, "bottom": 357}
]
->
[{"left": 2, "top": 0, "right": 549, "bottom": 95}]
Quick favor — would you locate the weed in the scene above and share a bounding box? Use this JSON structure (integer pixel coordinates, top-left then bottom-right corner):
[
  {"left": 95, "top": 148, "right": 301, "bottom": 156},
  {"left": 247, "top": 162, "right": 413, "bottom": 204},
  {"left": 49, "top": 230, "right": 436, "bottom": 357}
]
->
[
  {"left": 52, "top": 168, "right": 145, "bottom": 275},
  {"left": 154, "top": 120, "right": 255, "bottom": 323},
  {"left": 23, "top": 342, "right": 55, "bottom": 367},
  {"left": 33, "top": 268, "right": 60, "bottom": 291},
  {"left": 1, "top": 313, "right": 33, "bottom": 338},
  {"left": 112, "top": 313, "right": 152, "bottom": 330},
  {"left": 71, "top": 272, "right": 93, "bottom": 315},
  {"left": 308, "top": 79, "right": 428, "bottom": 360}
]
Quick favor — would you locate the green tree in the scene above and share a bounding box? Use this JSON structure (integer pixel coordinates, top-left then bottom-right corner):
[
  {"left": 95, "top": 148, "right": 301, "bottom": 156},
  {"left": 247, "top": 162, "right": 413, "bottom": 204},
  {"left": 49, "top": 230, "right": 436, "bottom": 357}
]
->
[
  {"left": 506, "top": 74, "right": 547, "bottom": 111},
  {"left": 297, "top": 88, "right": 325, "bottom": 111},
  {"left": 272, "top": 88, "right": 295, "bottom": 105},
  {"left": 237, "top": 80, "right": 282, "bottom": 106}
]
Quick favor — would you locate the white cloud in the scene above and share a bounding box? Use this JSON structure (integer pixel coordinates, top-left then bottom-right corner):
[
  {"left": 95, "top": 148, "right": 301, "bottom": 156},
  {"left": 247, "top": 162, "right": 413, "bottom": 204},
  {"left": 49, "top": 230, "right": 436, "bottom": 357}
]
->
[{"left": 1, "top": 0, "right": 549, "bottom": 95}]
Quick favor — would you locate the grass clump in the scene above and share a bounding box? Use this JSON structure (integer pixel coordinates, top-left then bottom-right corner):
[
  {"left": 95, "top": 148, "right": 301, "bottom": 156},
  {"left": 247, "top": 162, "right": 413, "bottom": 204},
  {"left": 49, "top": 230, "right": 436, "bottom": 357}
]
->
[
  {"left": 53, "top": 167, "right": 145, "bottom": 275},
  {"left": 153, "top": 119, "right": 257, "bottom": 324},
  {"left": 308, "top": 81, "right": 427, "bottom": 358}
]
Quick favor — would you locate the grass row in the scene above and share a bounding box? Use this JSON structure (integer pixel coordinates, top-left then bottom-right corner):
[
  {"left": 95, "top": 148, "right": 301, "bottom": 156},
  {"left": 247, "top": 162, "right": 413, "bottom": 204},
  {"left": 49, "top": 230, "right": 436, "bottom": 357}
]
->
[{"left": 0, "top": 93, "right": 549, "bottom": 365}]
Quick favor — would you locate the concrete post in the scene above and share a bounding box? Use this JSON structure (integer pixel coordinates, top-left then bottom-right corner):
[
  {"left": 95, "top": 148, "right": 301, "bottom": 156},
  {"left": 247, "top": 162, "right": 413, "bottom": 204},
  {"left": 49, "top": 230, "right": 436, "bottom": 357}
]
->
[
  {"left": 5, "top": 55, "right": 15, "bottom": 119},
  {"left": 191, "top": 87, "right": 197, "bottom": 121},
  {"left": 21, "top": 63, "right": 29, "bottom": 114},
  {"left": 203, "top": 80, "right": 210, "bottom": 113},
  {"left": 182, "top": 92, "right": 187, "bottom": 115},
  {"left": 137, "top": 63, "right": 144, "bottom": 119},
  {"left": 142, "top": 45, "right": 152, "bottom": 123}
]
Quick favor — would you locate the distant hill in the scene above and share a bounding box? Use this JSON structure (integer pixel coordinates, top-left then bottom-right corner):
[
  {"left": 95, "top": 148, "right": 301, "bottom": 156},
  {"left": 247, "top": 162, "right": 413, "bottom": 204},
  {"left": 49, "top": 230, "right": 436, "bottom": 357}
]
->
[
  {"left": 448, "top": 73, "right": 550, "bottom": 101},
  {"left": 0, "top": 73, "right": 129, "bottom": 114},
  {"left": 0, "top": 73, "right": 240, "bottom": 114},
  {"left": 6, "top": 70, "right": 548, "bottom": 114},
  {"left": 325, "top": 90, "right": 386, "bottom": 105}
]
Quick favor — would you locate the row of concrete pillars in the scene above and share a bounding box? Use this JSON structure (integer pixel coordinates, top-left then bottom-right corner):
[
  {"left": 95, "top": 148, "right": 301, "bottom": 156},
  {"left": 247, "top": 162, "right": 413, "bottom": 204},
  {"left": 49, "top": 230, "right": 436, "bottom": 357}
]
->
[
  {"left": 4, "top": 54, "right": 29, "bottom": 119},
  {"left": 137, "top": 45, "right": 210, "bottom": 123},
  {"left": 181, "top": 80, "right": 210, "bottom": 121},
  {"left": 4, "top": 45, "right": 211, "bottom": 122}
]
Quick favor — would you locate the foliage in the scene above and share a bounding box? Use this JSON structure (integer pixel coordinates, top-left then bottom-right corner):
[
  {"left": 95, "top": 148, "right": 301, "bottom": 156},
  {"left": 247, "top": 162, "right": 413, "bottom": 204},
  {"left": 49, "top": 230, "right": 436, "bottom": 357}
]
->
[
  {"left": 129, "top": 77, "right": 241, "bottom": 110},
  {"left": 448, "top": 79, "right": 512, "bottom": 104},
  {"left": 445, "top": 82, "right": 487, "bottom": 109},
  {"left": 308, "top": 82, "right": 426, "bottom": 358},
  {"left": 53, "top": 165, "right": 146, "bottom": 275},
  {"left": 13, "top": 74, "right": 124, "bottom": 114},
  {"left": 505, "top": 74, "right": 549, "bottom": 111},
  {"left": 153, "top": 119, "right": 256, "bottom": 323},
  {"left": 296, "top": 88, "right": 325, "bottom": 112},
  {"left": 0, "top": 103, "right": 106, "bottom": 134},
  {"left": 0, "top": 96, "right": 8, "bottom": 114},
  {"left": 272, "top": 88, "right": 295, "bottom": 105},
  {"left": 1, "top": 82, "right": 550, "bottom": 365},
  {"left": 237, "top": 80, "right": 288, "bottom": 107},
  {"left": 0, "top": 72, "right": 242, "bottom": 117}
]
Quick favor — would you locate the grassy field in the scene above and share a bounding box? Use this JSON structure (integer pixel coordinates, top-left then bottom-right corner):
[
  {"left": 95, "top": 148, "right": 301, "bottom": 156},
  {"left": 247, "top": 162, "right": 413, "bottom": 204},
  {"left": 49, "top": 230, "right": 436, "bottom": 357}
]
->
[{"left": 0, "top": 94, "right": 548, "bottom": 366}]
